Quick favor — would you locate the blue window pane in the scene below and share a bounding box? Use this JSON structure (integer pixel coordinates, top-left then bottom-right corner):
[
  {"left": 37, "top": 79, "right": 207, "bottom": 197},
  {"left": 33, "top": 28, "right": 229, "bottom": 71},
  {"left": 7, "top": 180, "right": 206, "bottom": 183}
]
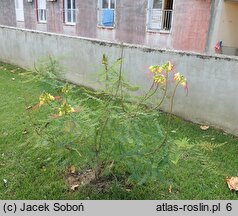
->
[{"left": 102, "top": 9, "right": 114, "bottom": 26}]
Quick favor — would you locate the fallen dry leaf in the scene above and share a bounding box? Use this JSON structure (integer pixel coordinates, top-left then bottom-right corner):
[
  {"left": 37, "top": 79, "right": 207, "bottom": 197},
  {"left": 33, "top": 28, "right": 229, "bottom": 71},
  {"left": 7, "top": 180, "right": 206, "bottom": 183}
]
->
[
  {"left": 3, "top": 179, "right": 7, "bottom": 187},
  {"left": 22, "top": 129, "right": 28, "bottom": 135},
  {"left": 71, "top": 184, "right": 80, "bottom": 191},
  {"left": 168, "top": 185, "right": 172, "bottom": 193},
  {"left": 26, "top": 105, "right": 33, "bottom": 110},
  {"left": 200, "top": 125, "right": 209, "bottom": 131},
  {"left": 226, "top": 176, "right": 238, "bottom": 191},
  {"left": 125, "top": 188, "right": 132, "bottom": 192}
]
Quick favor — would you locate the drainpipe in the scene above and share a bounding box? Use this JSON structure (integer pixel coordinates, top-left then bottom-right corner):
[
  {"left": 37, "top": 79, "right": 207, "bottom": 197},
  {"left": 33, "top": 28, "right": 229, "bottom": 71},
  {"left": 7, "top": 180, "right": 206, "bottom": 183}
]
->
[{"left": 205, "top": 0, "right": 224, "bottom": 55}]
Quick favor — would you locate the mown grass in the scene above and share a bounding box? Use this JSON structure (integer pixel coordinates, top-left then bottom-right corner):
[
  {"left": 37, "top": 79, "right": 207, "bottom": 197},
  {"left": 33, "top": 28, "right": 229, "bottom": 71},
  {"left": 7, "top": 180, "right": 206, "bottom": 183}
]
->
[{"left": 0, "top": 62, "right": 238, "bottom": 200}]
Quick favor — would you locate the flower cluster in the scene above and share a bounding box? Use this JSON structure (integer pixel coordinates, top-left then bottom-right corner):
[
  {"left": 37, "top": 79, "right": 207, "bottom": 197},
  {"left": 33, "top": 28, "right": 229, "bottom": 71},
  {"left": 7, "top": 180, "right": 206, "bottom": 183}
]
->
[
  {"left": 39, "top": 92, "right": 55, "bottom": 105},
  {"left": 149, "top": 61, "right": 188, "bottom": 93},
  {"left": 58, "top": 102, "right": 75, "bottom": 117},
  {"left": 174, "top": 72, "right": 187, "bottom": 87},
  {"left": 149, "top": 61, "right": 174, "bottom": 84},
  {"left": 62, "top": 83, "right": 70, "bottom": 95},
  {"left": 34, "top": 84, "right": 77, "bottom": 118}
]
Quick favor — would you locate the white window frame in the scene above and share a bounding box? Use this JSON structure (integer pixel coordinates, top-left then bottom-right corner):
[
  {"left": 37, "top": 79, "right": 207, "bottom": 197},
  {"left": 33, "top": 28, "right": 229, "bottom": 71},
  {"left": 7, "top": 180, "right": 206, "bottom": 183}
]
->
[
  {"left": 15, "top": 0, "right": 24, "bottom": 22},
  {"left": 97, "top": 0, "right": 116, "bottom": 28},
  {"left": 147, "top": 0, "right": 174, "bottom": 32},
  {"left": 64, "top": 0, "right": 76, "bottom": 25},
  {"left": 37, "top": 0, "right": 47, "bottom": 23}
]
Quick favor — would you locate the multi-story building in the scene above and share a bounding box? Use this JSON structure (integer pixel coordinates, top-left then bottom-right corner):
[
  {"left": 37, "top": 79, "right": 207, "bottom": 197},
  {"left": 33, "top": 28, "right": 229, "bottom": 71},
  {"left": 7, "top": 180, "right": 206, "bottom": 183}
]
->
[{"left": 0, "top": 0, "right": 237, "bottom": 55}]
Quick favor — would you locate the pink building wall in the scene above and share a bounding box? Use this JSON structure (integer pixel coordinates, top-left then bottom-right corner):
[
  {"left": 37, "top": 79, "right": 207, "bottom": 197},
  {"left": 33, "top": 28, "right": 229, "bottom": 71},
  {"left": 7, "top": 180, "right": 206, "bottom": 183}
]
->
[
  {"left": 0, "top": 0, "right": 212, "bottom": 53},
  {"left": 145, "top": 0, "right": 212, "bottom": 52},
  {"left": 171, "top": 0, "right": 212, "bottom": 52}
]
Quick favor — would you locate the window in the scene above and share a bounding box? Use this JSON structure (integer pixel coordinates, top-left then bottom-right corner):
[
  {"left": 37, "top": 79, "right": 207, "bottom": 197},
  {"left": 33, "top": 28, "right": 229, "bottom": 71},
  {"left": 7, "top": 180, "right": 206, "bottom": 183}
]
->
[
  {"left": 147, "top": 0, "right": 173, "bottom": 31},
  {"left": 37, "top": 0, "right": 46, "bottom": 23},
  {"left": 15, "top": 0, "right": 24, "bottom": 21},
  {"left": 98, "top": 0, "right": 116, "bottom": 27},
  {"left": 64, "top": 0, "right": 76, "bottom": 24}
]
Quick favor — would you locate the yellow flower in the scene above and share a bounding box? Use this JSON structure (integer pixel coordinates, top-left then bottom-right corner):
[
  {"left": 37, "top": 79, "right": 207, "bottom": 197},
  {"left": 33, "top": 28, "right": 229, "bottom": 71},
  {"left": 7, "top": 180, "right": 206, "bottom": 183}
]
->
[
  {"left": 167, "top": 61, "right": 173, "bottom": 72},
  {"left": 174, "top": 73, "right": 187, "bottom": 88},
  {"left": 39, "top": 92, "right": 55, "bottom": 105},
  {"left": 149, "top": 66, "right": 156, "bottom": 73},
  {"left": 157, "top": 66, "right": 163, "bottom": 73},
  {"left": 154, "top": 74, "right": 165, "bottom": 84},
  {"left": 58, "top": 103, "right": 75, "bottom": 116},
  {"left": 181, "top": 78, "right": 187, "bottom": 87},
  {"left": 62, "top": 83, "right": 70, "bottom": 94},
  {"left": 149, "top": 65, "right": 163, "bottom": 74},
  {"left": 174, "top": 72, "right": 181, "bottom": 82}
]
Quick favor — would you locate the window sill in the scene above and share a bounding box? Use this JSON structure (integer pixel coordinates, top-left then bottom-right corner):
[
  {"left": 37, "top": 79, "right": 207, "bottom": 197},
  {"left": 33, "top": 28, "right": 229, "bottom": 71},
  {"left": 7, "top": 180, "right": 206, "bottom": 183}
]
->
[
  {"left": 38, "top": 21, "right": 47, "bottom": 24},
  {"left": 64, "top": 22, "right": 76, "bottom": 26},
  {"left": 97, "top": 25, "right": 115, "bottom": 30},
  {"left": 146, "top": 29, "right": 171, "bottom": 34}
]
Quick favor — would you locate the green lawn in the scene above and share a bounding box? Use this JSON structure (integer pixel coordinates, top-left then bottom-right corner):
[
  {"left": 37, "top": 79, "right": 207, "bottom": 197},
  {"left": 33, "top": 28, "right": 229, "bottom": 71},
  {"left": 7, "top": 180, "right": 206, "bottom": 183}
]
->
[{"left": 0, "top": 62, "right": 238, "bottom": 200}]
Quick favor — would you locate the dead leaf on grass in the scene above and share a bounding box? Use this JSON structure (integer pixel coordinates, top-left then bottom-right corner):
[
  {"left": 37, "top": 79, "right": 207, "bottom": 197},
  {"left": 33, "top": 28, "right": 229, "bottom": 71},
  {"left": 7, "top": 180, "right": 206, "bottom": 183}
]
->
[
  {"left": 168, "top": 185, "right": 172, "bottom": 193},
  {"left": 125, "top": 188, "right": 132, "bottom": 192},
  {"left": 3, "top": 179, "right": 7, "bottom": 187},
  {"left": 26, "top": 105, "right": 33, "bottom": 110},
  {"left": 22, "top": 129, "right": 28, "bottom": 135},
  {"left": 200, "top": 125, "right": 209, "bottom": 131},
  {"left": 71, "top": 184, "right": 80, "bottom": 191},
  {"left": 226, "top": 177, "right": 238, "bottom": 191}
]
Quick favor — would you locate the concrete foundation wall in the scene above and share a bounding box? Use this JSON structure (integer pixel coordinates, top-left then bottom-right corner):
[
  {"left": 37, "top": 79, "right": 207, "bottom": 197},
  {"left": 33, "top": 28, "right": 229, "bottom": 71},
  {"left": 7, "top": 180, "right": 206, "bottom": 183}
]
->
[{"left": 0, "top": 25, "right": 238, "bottom": 136}]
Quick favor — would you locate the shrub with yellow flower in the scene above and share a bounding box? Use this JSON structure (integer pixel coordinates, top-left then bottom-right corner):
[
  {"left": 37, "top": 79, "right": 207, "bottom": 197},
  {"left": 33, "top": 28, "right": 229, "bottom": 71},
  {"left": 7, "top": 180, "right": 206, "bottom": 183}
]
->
[
  {"left": 58, "top": 102, "right": 76, "bottom": 117},
  {"left": 174, "top": 72, "right": 187, "bottom": 87},
  {"left": 39, "top": 92, "right": 55, "bottom": 105},
  {"left": 149, "top": 61, "right": 174, "bottom": 85}
]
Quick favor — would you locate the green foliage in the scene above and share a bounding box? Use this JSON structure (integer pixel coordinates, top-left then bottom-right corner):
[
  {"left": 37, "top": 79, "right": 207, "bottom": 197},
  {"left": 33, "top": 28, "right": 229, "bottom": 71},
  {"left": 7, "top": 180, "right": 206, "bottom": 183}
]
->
[
  {"left": 27, "top": 55, "right": 175, "bottom": 184},
  {"left": 22, "top": 55, "right": 64, "bottom": 90},
  {"left": 169, "top": 138, "right": 226, "bottom": 176},
  {"left": 29, "top": 52, "right": 189, "bottom": 185},
  {"left": 1, "top": 62, "right": 238, "bottom": 199}
]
